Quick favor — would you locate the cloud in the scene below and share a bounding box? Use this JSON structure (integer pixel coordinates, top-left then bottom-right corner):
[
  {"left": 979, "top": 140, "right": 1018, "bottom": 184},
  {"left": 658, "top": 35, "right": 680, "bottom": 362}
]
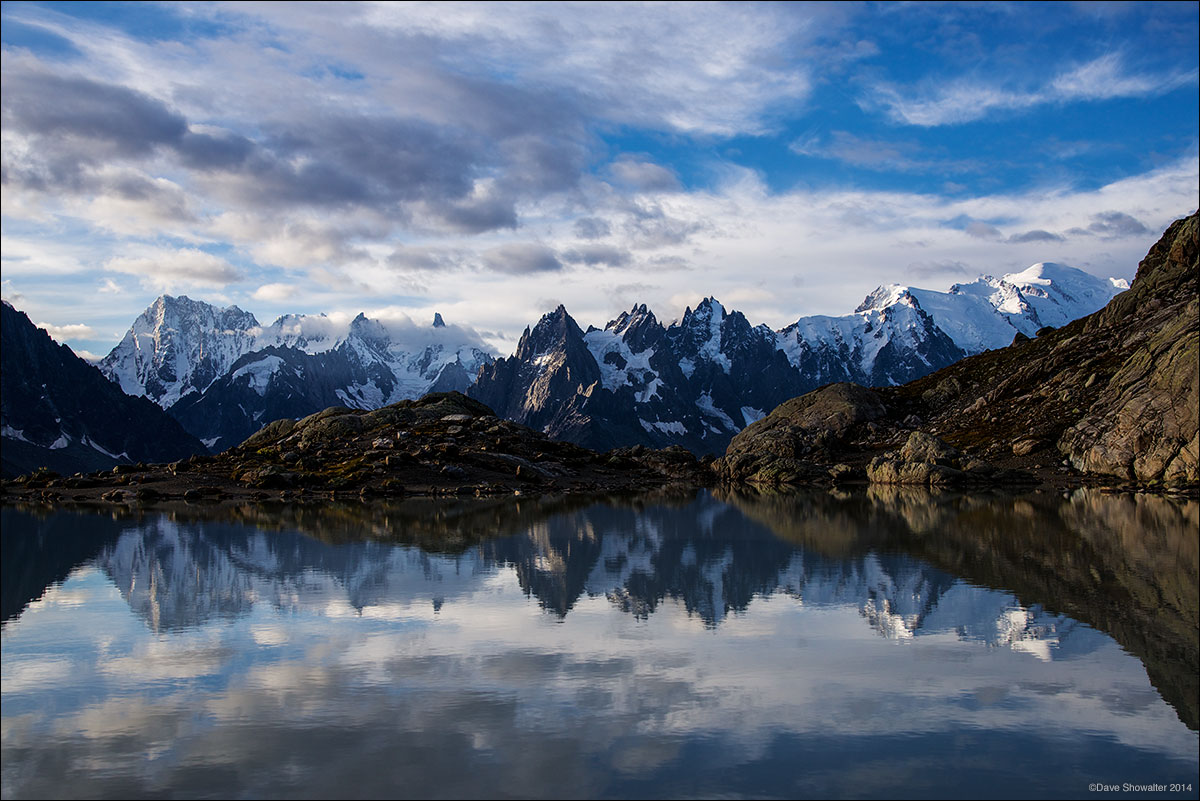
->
[
  {"left": 867, "top": 54, "right": 1198, "bottom": 127},
  {"left": 387, "top": 245, "right": 464, "bottom": 273},
  {"left": 481, "top": 243, "right": 562, "bottom": 275},
  {"left": 1, "top": 70, "right": 187, "bottom": 162},
  {"left": 608, "top": 158, "right": 680, "bottom": 191},
  {"left": 1051, "top": 53, "right": 1197, "bottom": 101},
  {"left": 1088, "top": 210, "right": 1151, "bottom": 238},
  {"left": 573, "top": 217, "right": 612, "bottom": 240},
  {"left": 623, "top": 202, "right": 708, "bottom": 249},
  {"left": 1008, "top": 229, "right": 1065, "bottom": 244},
  {"left": 251, "top": 283, "right": 298, "bottom": 302},
  {"left": 356, "top": 0, "right": 824, "bottom": 136},
  {"left": 560, "top": 244, "right": 632, "bottom": 268},
  {"left": 905, "top": 260, "right": 972, "bottom": 279},
  {"left": 36, "top": 321, "right": 95, "bottom": 341},
  {"left": 790, "top": 131, "right": 979, "bottom": 174},
  {"left": 964, "top": 221, "right": 1003, "bottom": 240},
  {"left": 105, "top": 248, "right": 243, "bottom": 290}
]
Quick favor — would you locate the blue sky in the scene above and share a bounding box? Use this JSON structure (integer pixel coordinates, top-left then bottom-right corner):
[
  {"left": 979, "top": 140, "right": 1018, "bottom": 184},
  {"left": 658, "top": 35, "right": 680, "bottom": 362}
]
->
[{"left": 2, "top": 1, "right": 1197, "bottom": 358}]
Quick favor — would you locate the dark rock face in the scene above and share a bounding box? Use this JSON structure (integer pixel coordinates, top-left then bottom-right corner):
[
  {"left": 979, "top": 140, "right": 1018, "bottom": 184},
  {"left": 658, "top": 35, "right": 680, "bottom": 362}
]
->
[
  {"left": 469, "top": 287, "right": 993, "bottom": 457},
  {"left": 472, "top": 299, "right": 812, "bottom": 456},
  {"left": 1, "top": 302, "right": 207, "bottom": 477},
  {"left": 167, "top": 346, "right": 365, "bottom": 453},
  {"left": 714, "top": 212, "right": 1200, "bottom": 488},
  {"left": 471, "top": 306, "right": 602, "bottom": 436}
]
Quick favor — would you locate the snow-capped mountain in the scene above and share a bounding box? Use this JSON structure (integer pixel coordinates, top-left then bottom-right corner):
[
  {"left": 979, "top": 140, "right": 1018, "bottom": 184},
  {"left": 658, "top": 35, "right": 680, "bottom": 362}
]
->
[
  {"left": 100, "top": 295, "right": 261, "bottom": 408},
  {"left": 101, "top": 296, "right": 492, "bottom": 409},
  {"left": 96, "top": 261, "right": 1123, "bottom": 455},
  {"left": 99, "top": 296, "right": 494, "bottom": 450},
  {"left": 875, "top": 262, "right": 1129, "bottom": 354},
  {"left": 472, "top": 262, "right": 1125, "bottom": 453}
]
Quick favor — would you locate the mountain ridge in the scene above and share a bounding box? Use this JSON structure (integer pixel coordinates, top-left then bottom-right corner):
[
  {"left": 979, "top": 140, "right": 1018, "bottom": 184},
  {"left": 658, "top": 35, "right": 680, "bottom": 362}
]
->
[
  {"left": 77, "top": 259, "right": 1127, "bottom": 457},
  {"left": 1, "top": 301, "right": 207, "bottom": 477}
]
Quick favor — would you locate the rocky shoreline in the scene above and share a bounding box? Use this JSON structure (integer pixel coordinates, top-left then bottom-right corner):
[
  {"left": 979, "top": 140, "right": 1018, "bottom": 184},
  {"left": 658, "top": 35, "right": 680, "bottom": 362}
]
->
[{"left": 1, "top": 392, "right": 713, "bottom": 506}]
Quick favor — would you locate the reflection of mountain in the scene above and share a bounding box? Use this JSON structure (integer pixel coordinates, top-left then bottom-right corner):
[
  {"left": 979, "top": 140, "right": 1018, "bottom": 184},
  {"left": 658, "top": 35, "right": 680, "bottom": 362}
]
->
[
  {"left": 13, "top": 488, "right": 1193, "bottom": 727},
  {"left": 722, "top": 486, "right": 1199, "bottom": 730}
]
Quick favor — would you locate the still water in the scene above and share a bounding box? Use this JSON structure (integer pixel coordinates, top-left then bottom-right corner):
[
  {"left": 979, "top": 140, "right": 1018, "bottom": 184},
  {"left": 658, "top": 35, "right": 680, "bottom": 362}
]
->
[{"left": 2, "top": 488, "right": 1197, "bottom": 799}]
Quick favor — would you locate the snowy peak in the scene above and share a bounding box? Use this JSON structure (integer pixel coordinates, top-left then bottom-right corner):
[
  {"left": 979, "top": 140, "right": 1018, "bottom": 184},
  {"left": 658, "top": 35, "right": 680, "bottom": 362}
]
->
[
  {"left": 98, "top": 298, "right": 496, "bottom": 451},
  {"left": 998, "top": 262, "right": 1126, "bottom": 329},
  {"left": 99, "top": 295, "right": 261, "bottom": 407},
  {"left": 855, "top": 284, "right": 914, "bottom": 314}
]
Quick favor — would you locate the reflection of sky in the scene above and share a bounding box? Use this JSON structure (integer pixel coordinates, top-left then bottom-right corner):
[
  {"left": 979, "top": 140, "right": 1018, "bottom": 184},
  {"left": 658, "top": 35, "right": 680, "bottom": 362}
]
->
[{"left": 3, "top": 504, "right": 1197, "bottom": 799}]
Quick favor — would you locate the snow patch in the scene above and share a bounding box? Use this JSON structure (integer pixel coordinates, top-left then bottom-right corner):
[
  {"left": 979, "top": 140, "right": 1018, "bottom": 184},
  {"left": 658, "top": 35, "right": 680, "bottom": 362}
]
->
[
  {"left": 81, "top": 435, "right": 127, "bottom": 460},
  {"left": 640, "top": 418, "right": 687, "bottom": 435},
  {"left": 740, "top": 406, "right": 765, "bottom": 426},
  {"left": 696, "top": 392, "right": 737, "bottom": 431},
  {"left": 231, "top": 355, "right": 284, "bottom": 396},
  {"left": 636, "top": 377, "right": 662, "bottom": 403},
  {"left": 584, "top": 329, "right": 659, "bottom": 394}
]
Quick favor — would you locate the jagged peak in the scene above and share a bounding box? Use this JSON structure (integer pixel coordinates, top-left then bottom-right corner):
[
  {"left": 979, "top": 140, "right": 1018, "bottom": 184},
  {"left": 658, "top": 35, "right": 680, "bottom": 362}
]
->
[
  {"left": 513, "top": 304, "right": 585, "bottom": 360},
  {"left": 432, "top": 312, "right": 446, "bottom": 328},
  {"left": 677, "top": 296, "right": 727, "bottom": 328},
  {"left": 855, "top": 284, "right": 910, "bottom": 313},
  {"left": 348, "top": 312, "right": 389, "bottom": 343},
  {"left": 140, "top": 294, "right": 256, "bottom": 327},
  {"left": 607, "top": 302, "right": 660, "bottom": 334}
]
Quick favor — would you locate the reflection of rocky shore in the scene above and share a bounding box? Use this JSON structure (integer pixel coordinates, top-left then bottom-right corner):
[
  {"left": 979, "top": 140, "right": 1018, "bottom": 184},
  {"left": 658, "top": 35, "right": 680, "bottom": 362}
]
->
[
  {"left": 722, "top": 486, "right": 1200, "bottom": 731},
  {"left": 1, "top": 506, "right": 123, "bottom": 622}
]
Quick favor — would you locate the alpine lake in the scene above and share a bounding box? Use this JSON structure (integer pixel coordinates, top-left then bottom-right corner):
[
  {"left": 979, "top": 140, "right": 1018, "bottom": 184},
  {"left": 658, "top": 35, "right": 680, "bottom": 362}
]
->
[{"left": 2, "top": 487, "right": 1197, "bottom": 799}]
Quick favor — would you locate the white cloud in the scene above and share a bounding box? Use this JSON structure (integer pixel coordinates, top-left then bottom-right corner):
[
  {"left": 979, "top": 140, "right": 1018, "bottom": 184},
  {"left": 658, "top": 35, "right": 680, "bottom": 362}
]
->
[
  {"left": 869, "top": 54, "right": 1198, "bottom": 127},
  {"left": 252, "top": 282, "right": 299, "bottom": 302},
  {"left": 1051, "top": 54, "right": 1198, "bottom": 101},
  {"left": 105, "top": 248, "right": 243, "bottom": 291},
  {"left": 36, "top": 321, "right": 96, "bottom": 341}
]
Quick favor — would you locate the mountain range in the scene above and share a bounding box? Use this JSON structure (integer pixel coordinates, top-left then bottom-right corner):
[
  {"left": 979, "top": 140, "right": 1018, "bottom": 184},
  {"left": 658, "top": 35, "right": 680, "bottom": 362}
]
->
[
  {"left": 99, "top": 297, "right": 493, "bottom": 451},
  {"left": 470, "top": 262, "right": 1126, "bottom": 453},
  {"left": 1, "top": 259, "right": 1126, "bottom": 474}
]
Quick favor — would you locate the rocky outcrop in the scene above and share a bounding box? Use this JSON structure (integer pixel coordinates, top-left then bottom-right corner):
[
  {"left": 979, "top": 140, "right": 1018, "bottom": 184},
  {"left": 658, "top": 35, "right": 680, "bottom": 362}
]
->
[
  {"left": 1057, "top": 214, "right": 1199, "bottom": 484},
  {"left": 3, "top": 392, "right": 711, "bottom": 503},
  {"left": 715, "top": 212, "right": 1199, "bottom": 489},
  {"left": 866, "top": 431, "right": 1031, "bottom": 486},
  {"left": 715, "top": 383, "right": 885, "bottom": 484}
]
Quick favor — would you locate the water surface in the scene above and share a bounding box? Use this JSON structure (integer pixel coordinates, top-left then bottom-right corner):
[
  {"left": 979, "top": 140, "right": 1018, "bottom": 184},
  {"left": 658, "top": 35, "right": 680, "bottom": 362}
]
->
[{"left": 2, "top": 488, "right": 1197, "bottom": 799}]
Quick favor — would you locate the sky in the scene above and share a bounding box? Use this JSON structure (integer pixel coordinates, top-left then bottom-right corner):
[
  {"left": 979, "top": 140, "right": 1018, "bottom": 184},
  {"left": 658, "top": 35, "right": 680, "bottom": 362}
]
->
[{"left": 2, "top": 1, "right": 1197, "bottom": 360}]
